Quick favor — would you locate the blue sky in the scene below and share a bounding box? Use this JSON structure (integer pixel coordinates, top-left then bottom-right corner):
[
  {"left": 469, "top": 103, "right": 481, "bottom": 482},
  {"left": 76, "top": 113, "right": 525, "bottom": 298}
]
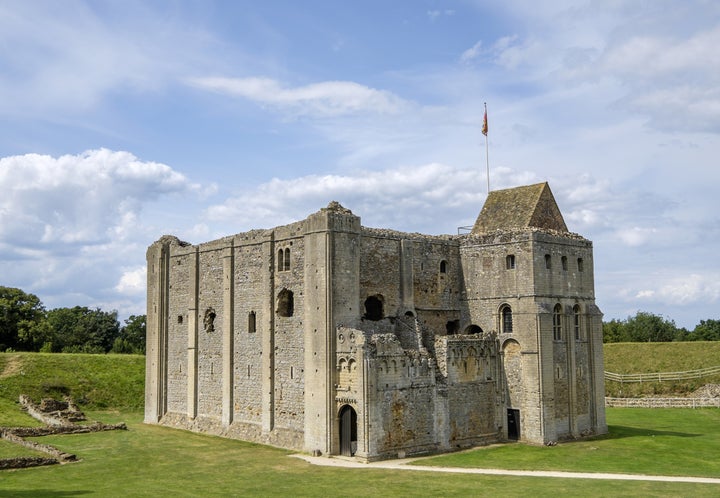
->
[{"left": 1, "top": 0, "right": 719, "bottom": 329}]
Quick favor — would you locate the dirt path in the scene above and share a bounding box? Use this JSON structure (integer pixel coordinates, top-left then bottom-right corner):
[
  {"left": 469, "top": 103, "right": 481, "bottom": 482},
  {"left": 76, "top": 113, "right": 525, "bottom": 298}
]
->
[{"left": 291, "top": 454, "right": 720, "bottom": 484}]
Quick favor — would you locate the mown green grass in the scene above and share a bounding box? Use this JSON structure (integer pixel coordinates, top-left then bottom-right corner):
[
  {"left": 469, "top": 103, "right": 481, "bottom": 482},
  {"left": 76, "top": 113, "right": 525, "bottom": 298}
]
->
[
  {"left": 604, "top": 342, "right": 720, "bottom": 397},
  {"left": 419, "top": 408, "right": 720, "bottom": 477},
  {"left": 1, "top": 410, "right": 718, "bottom": 497},
  {"left": 0, "top": 352, "right": 144, "bottom": 410},
  {"left": 2, "top": 351, "right": 720, "bottom": 495}
]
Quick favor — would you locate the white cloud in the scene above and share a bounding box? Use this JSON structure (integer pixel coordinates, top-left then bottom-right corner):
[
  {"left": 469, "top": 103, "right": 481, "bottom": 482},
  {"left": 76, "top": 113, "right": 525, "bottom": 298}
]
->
[
  {"left": 188, "top": 77, "right": 409, "bottom": 117},
  {"left": 0, "top": 149, "right": 198, "bottom": 249},
  {"left": 205, "top": 162, "right": 546, "bottom": 235},
  {"left": 635, "top": 274, "right": 720, "bottom": 306},
  {"left": 115, "top": 267, "right": 146, "bottom": 295}
]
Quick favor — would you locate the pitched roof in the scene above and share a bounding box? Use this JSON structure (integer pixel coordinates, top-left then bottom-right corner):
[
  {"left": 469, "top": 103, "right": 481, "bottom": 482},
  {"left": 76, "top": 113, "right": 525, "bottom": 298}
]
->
[{"left": 471, "top": 182, "right": 568, "bottom": 234}]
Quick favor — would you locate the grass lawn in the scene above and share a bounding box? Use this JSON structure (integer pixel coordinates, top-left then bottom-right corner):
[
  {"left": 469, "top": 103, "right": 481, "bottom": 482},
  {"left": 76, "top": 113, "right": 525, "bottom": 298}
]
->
[
  {"left": 1, "top": 409, "right": 719, "bottom": 497},
  {"left": 419, "top": 408, "right": 720, "bottom": 478}
]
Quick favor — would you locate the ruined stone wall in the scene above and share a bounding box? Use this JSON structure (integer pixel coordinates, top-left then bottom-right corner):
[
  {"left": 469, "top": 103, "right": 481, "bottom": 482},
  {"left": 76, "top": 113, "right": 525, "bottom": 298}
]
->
[
  {"left": 166, "top": 250, "right": 190, "bottom": 415},
  {"left": 272, "top": 233, "right": 305, "bottom": 432},
  {"left": 231, "top": 235, "right": 266, "bottom": 424}
]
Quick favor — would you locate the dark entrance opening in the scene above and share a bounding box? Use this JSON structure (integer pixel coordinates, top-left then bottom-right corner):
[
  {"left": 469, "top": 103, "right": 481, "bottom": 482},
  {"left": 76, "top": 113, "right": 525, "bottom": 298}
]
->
[
  {"left": 507, "top": 409, "right": 520, "bottom": 441},
  {"left": 339, "top": 405, "right": 357, "bottom": 456}
]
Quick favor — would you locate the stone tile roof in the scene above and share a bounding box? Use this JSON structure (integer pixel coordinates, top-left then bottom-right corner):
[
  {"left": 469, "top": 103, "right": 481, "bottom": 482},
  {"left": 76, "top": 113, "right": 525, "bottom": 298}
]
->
[{"left": 471, "top": 182, "right": 568, "bottom": 234}]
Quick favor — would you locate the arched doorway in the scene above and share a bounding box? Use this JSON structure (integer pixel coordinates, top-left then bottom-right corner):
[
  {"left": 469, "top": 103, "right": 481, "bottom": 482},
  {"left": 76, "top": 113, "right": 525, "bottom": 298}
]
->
[{"left": 339, "top": 405, "right": 357, "bottom": 456}]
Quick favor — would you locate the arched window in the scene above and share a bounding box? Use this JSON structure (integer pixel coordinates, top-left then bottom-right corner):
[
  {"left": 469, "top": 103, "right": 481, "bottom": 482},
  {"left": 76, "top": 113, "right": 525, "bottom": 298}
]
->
[
  {"left": 277, "top": 249, "right": 284, "bottom": 272},
  {"left": 284, "top": 248, "right": 290, "bottom": 271},
  {"left": 439, "top": 260, "right": 447, "bottom": 273},
  {"left": 545, "top": 254, "right": 552, "bottom": 269},
  {"left": 506, "top": 254, "right": 516, "bottom": 270},
  {"left": 364, "top": 295, "right": 383, "bottom": 321},
  {"left": 500, "top": 305, "right": 513, "bottom": 334},
  {"left": 561, "top": 256, "right": 568, "bottom": 271},
  {"left": 248, "top": 311, "right": 256, "bottom": 333},
  {"left": 276, "top": 289, "right": 294, "bottom": 317},
  {"left": 465, "top": 324, "right": 483, "bottom": 335},
  {"left": 573, "top": 304, "right": 581, "bottom": 340},
  {"left": 553, "top": 304, "right": 563, "bottom": 341}
]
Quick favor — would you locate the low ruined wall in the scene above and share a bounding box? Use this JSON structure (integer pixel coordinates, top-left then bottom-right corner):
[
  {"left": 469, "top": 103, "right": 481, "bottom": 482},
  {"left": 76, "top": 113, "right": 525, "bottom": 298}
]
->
[{"left": 605, "top": 397, "right": 720, "bottom": 408}]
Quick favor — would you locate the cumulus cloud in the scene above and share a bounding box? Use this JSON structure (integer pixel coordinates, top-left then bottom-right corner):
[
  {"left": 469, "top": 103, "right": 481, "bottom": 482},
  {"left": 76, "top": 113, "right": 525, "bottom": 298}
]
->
[
  {"left": 115, "top": 267, "right": 146, "bottom": 295},
  {"left": 0, "top": 149, "right": 198, "bottom": 250},
  {"left": 635, "top": 274, "right": 720, "bottom": 306},
  {"left": 188, "top": 77, "right": 408, "bottom": 117},
  {"left": 205, "top": 163, "right": 546, "bottom": 234}
]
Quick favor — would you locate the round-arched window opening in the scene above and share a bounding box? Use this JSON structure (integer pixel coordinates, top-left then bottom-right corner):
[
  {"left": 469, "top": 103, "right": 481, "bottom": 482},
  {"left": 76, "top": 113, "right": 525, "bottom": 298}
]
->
[
  {"left": 404, "top": 310, "right": 415, "bottom": 318},
  {"left": 277, "top": 289, "right": 294, "bottom": 317},
  {"left": 465, "top": 324, "right": 483, "bottom": 335},
  {"left": 439, "top": 260, "right": 448, "bottom": 273},
  {"left": 364, "top": 295, "right": 383, "bottom": 321}
]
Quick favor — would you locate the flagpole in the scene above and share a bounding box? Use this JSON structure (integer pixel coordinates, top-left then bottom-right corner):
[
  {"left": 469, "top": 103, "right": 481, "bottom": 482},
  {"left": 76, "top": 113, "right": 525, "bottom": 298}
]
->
[{"left": 483, "top": 102, "right": 490, "bottom": 193}]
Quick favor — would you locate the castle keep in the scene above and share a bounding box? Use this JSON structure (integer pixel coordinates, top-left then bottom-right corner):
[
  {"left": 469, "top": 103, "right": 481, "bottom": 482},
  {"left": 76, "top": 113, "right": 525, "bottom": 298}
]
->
[{"left": 145, "top": 182, "right": 607, "bottom": 460}]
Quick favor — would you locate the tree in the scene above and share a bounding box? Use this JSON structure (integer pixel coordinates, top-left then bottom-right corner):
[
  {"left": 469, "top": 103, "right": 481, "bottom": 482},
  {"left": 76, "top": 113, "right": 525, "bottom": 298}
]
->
[
  {"left": 602, "top": 319, "right": 627, "bottom": 343},
  {"left": 623, "top": 311, "right": 679, "bottom": 342},
  {"left": 0, "top": 286, "right": 48, "bottom": 351},
  {"left": 112, "top": 315, "right": 146, "bottom": 354},
  {"left": 692, "top": 319, "right": 720, "bottom": 341},
  {"left": 45, "top": 306, "right": 120, "bottom": 353}
]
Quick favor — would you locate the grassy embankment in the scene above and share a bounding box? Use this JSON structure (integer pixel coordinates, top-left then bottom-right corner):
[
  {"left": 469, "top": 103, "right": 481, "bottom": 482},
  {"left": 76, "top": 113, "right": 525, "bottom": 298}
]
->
[
  {"left": 1, "top": 347, "right": 720, "bottom": 496},
  {"left": 604, "top": 341, "right": 720, "bottom": 397}
]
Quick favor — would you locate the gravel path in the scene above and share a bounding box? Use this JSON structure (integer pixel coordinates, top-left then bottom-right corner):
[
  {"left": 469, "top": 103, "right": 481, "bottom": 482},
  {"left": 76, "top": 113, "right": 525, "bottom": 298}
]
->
[{"left": 291, "top": 454, "right": 720, "bottom": 484}]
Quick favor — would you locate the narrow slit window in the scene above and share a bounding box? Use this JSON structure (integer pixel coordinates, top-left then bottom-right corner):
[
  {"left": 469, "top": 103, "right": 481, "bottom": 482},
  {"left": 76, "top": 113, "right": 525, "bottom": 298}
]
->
[
  {"left": 561, "top": 256, "right": 568, "bottom": 271},
  {"left": 439, "top": 260, "right": 447, "bottom": 273},
  {"left": 545, "top": 254, "right": 552, "bottom": 269},
  {"left": 577, "top": 258, "right": 584, "bottom": 272},
  {"left": 277, "top": 249, "right": 284, "bottom": 272},
  {"left": 553, "top": 304, "right": 563, "bottom": 341},
  {"left": 248, "top": 311, "right": 256, "bottom": 333},
  {"left": 284, "top": 248, "right": 290, "bottom": 271}
]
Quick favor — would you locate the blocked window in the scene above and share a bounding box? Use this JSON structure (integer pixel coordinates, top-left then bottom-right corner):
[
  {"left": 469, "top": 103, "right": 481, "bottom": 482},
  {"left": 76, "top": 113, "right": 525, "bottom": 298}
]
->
[
  {"left": 364, "top": 295, "right": 383, "bottom": 321},
  {"left": 440, "top": 260, "right": 447, "bottom": 273},
  {"left": 545, "top": 254, "right": 552, "bottom": 269},
  {"left": 284, "top": 248, "right": 290, "bottom": 271},
  {"left": 573, "top": 304, "right": 581, "bottom": 340},
  {"left": 506, "top": 254, "right": 515, "bottom": 270},
  {"left": 561, "top": 256, "right": 568, "bottom": 271},
  {"left": 248, "top": 311, "right": 256, "bottom": 333},
  {"left": 553, "top": 304, "right": 562, "bottom": 341},
  {"left": 577, "top": 258, "right": 584, "bottom": 272},
  {"left": 276, "top": 289, "right": 294, "bottom": 317},
  {"left": 500, "top": 305, "right": 513, "bottom": 334}
]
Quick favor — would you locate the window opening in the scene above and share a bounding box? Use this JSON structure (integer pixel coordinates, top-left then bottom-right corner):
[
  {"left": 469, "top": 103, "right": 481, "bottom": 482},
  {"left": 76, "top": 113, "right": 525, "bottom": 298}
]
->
[
  {"left": 364, "top": 295, "right": 383, "bottom": 321},
  {"left": 500, "top": 305, "right": 513, "bottom": 334},
  {"left": 545, "top": 254, "right": 552, "bottom": 269},
  {"left": 506, "top": 254, "right": 516, "bottom": 269},
  {"left": 248, "top": 311, "right": 256, "bottom": 333},
  {"left": 277, "top": 289, "right": 294, "bottom": 317},
  {"left": 284, "top": 248, "right": 290, "bottom": 271},
  {"left": 439, "top": 260, "right": 447, "bottom": 273},
  {"left": 277, "top": 249, "right": 284, "bottom": 272},
  {"left": 577, "top": 258, "right": 584, "bottom": 272},
  {"left": 561, "top": 256, "right": 568, "bottom": 271}
]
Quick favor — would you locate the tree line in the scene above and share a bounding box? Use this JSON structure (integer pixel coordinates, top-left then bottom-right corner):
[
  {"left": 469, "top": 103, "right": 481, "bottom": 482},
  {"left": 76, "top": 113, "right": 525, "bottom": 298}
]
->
[
  {"left": 603, "top": 311, "right": 720, "bottom": 343},
  {"left": 0, "top": 286, "right": 145, "bottom": 354}
]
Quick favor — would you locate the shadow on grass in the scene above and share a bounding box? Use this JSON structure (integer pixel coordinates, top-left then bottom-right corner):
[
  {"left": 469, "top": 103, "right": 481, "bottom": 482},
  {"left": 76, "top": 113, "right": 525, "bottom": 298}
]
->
[{"left": 602, "top": 424, "right": 701, "bottom": 440}]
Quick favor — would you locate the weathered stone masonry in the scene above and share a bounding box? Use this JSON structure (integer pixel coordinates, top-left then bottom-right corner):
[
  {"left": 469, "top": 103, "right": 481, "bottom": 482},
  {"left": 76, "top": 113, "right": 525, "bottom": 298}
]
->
[{"left": 146, "top": 183, "right": 607, "bottom": 460}]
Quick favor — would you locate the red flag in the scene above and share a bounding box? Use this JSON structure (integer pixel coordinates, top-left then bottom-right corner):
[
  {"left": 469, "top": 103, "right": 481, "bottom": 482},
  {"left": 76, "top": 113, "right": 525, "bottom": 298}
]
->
[{"left": 482, "top": 108, "right": 488, "bottom": 136}]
